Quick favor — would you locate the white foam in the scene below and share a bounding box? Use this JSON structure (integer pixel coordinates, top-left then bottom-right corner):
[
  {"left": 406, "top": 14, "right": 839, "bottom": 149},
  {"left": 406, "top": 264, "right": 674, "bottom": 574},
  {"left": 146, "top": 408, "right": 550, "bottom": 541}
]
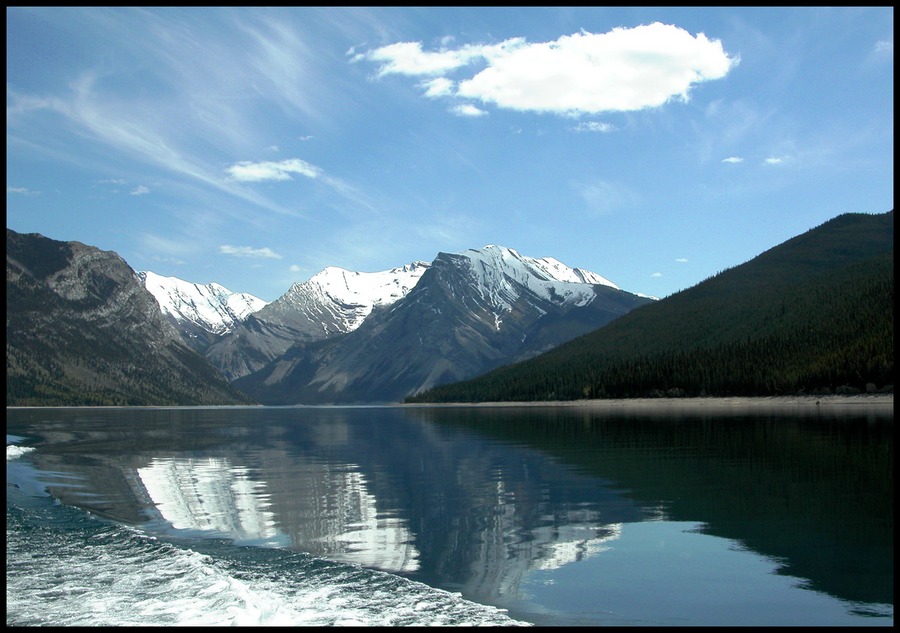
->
[
  {"left": 6, "top": 511, "right": 530, "bottom": 627},
  {"left": 7, "top": 444, "right": 35, "bottom": 461}
]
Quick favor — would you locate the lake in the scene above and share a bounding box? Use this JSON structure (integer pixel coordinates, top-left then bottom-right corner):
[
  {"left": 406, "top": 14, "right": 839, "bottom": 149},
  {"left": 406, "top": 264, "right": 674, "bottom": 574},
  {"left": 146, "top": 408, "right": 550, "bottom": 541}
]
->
[{"left": 6, "top": 401, "right": 893, "bottom": 626}]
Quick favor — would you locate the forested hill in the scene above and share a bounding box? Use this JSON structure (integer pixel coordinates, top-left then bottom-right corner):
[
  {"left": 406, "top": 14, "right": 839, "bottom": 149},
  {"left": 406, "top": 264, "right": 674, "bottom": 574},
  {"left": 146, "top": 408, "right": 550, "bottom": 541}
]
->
[{"left": 407, "top": 210, "right": 894, "bottom": 403}]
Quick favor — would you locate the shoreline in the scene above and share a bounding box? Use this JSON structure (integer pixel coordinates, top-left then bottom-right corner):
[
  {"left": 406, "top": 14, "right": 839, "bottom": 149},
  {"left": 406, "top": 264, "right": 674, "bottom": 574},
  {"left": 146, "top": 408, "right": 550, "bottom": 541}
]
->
[
  {"left": 403, "top": 393, "right": 894, "bottom": 412},
  {"left": 8, "top": 393, "right": 893, "bottom": 412}
]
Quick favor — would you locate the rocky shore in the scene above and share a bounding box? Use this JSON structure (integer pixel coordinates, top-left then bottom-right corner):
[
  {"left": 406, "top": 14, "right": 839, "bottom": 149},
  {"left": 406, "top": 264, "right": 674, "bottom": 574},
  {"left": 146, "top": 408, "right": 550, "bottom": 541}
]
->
[{"left": 405, "top": 393, "right": 894, "bottom": 415}]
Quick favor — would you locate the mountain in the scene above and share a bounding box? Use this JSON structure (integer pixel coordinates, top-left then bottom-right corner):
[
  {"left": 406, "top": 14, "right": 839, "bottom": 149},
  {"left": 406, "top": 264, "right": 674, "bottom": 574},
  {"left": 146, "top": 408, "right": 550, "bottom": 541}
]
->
[
  {"left": 234, "top": 245, "right": 654, "bottom": 404},
  {"left": 137, "top": 271, "right": 268, "bottom": 352},
  {"left": 6, "top": 229, "right": 254, "bottom": 406},
  {"left": 202, "top": 261, "right": 431, "bottom": 381},
  {"left": 407, "top": 211, "right": 894, "bottom": 403}
]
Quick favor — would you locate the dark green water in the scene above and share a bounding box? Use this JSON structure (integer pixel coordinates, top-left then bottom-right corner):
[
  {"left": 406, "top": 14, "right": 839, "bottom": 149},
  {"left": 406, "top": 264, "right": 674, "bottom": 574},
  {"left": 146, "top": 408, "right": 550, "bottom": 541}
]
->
[{"left": 6, "top": 403, "right": 893, "bottom": 626}]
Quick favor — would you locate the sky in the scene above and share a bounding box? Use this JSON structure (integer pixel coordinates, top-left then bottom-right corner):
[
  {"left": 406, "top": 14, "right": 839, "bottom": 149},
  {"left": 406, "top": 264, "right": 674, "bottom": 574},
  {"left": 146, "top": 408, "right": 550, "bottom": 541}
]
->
[{"left": 6, "top": 7, "right": 894, "bottom": 302}]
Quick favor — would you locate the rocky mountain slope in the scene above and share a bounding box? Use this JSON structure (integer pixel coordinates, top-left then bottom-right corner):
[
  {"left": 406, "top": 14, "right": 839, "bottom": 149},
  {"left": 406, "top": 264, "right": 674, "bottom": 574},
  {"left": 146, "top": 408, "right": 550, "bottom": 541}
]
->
[
  {"left": 6, "top": 229, "right": 253, "bottom": 406},
  {"left": 202, "top": 261, "right": 431, "bottom": 381},
  {"left": 138, "top": 271, "right": 268, "bottom": 352},
  {"left": 234, "top": 245, "right": 653, "bottom": 404},
  {"left": 408, "top": 211, "right": 894, "bottom": 402}
]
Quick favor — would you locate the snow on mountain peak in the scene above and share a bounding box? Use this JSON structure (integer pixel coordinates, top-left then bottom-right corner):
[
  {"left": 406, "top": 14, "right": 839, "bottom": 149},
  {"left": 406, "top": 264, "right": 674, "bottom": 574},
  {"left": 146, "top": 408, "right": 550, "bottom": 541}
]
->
[
  {"left": 278, "top": 260, "right": 431, "bottom": 332},
  {"left": 138, "top": 271, "right": 268, "bottom": 334},
  {"left": 459, "top": 245, "right": 619, "bottom": 315}
]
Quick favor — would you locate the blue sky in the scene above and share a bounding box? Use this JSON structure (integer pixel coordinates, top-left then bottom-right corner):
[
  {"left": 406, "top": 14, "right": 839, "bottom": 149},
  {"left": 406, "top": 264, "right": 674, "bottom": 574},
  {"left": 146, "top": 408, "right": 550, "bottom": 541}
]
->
[{"left": 6, "top": 7, "right": 894, "bottom": 302}]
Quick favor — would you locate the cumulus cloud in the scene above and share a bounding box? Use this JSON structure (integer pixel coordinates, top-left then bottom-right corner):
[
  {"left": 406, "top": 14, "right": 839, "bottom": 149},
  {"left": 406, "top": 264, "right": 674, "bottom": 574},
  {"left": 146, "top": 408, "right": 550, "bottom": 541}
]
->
[
  {"left": 130, "top": 185, "right": 150, "bottom": 195},
  {"left": 356, "top": 23, "right": 737, "bottom": 116},
  {"left": 354, "top": 39, "right": 517, "bottom": 77},
  {"left": 226, "top": 158, "right": 322, "bottom": 182},
  {"left": 219, "top": 244, "right": 283, "bottom": 259},
  {"left": 721, "top": 156, "right": 743, "bottom": 163}
]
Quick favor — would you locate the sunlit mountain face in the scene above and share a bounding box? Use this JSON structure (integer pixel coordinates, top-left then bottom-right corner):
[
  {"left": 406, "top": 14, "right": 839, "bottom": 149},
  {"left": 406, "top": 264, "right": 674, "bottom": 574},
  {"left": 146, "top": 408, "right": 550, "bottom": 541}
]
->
[
  {"left": 136, "top": 456, "right": 421, "bottom": 573},
  {"left": 200, "top": 245, "right": 650, "bottom": 404}
]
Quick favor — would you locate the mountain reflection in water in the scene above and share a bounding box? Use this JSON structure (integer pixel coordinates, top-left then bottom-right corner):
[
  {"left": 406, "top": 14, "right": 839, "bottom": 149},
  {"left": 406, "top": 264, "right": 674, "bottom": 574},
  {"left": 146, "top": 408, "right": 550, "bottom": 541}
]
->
[{"left": 7, "top": 403, "right": 892, "bottom": 626}]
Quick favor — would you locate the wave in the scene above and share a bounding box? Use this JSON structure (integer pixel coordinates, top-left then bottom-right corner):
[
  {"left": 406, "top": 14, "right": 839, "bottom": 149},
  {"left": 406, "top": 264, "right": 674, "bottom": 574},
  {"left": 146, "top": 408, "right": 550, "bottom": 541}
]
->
[{"left": 6, "top": 496, "right": 529, "bottom": 627}]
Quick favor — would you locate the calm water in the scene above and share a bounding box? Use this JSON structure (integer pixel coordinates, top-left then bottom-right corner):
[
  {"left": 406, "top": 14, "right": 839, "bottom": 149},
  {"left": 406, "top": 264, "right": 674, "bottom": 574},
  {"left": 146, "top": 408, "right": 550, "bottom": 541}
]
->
[{"left": 6, "top": 403, "right": 893, "bottom": 626}]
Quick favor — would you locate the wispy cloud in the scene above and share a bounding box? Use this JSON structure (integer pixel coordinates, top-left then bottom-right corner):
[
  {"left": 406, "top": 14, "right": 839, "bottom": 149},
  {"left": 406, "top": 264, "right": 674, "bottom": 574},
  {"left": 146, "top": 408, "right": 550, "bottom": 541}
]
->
[
  {"left": 675, "top": 258, "right": 688, "bottom": 263},
  {"left": 130, "top": 185, "right": 150, "bottom": 195},
  {"left": 5, "top": 10, "right": 343, "bottom": 220},
  {"left": 7, "top": 186, "right": 40, "bottom": 196},
  {"left": 226, "top": 158, "right": 323, "bottom": 182},
  {"left": 219, "top": 244, "right": 283, "bottom": 259},
  {"left": 763, "top": 156, "right": 790, "bottom": 165},
  {"left": 356, "top": 23, "right": 738, "bottom": 116},
  {"left": 573, "top": 121, "right": 617, "bottom": 133},
  {"left": 721, "top": 156, "right": 744, "bottom": 163},
  {"left": 574, "top": 180, "right": 639, "bottom": 217}
]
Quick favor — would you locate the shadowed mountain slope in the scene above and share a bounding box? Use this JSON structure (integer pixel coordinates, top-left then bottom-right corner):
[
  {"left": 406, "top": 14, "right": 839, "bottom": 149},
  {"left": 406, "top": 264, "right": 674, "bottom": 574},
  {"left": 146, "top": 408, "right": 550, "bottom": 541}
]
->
[
  {"left": 408, "top": 210, "right": 894, "bottom": 402},
  {"left": 7, "top": 229, "right": 254, "bottom": 406}
]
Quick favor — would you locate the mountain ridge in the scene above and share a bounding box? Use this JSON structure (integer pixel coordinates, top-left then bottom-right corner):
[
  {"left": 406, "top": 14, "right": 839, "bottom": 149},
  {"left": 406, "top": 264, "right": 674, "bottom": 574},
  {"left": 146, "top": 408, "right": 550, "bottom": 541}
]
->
[
  {"left": 232, "top": 246, "right": 654, "bottom": 404},
  {"left": 6, "top": 229, "right": 252, "bottom": 406},
  {"left": 407, "top": 210, "right": 894, "bottom": 403}
]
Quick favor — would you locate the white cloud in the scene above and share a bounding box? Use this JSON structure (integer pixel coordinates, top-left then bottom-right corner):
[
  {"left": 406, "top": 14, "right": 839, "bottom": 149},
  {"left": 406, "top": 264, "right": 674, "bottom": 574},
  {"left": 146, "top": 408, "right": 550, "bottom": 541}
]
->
[
  {"left": 451, "top": 103, "right": 488, "bottom": 117},
  {"left": 764, "top": 156, "right": 790, "bottom": 165},
  {"left": 421, "top": 77, "right": 455, "bottom": 98},
  {"left": 130, "top": 185, "right": 150, "bottom": 195},
  {"left": 573, "top": 121, "right": 617, "bottom": 133},
  {"left": 675, "top": 258, "right": 688, "bottom": 263},
  {"left": 226, "top": 158, "right": 323, "bottom": 182},
  {"left": 651, "top": 272, "right": 663, "bottom": 278},
  {"left": 721, "top": 156, "right": 743, "bottom": 163},
  {"left": 219, "top": 244, "right": 283, "bottom": 259},
  {"left": 359, "top": 23, "right": 737, "bottom": 116},
  {"left": 357, "top": 40, "right": 512, "bottom": 77},
  {"left": 874, "top": 40, "right": 893, "bottom": 54},
  {"left": 289, "top": 264, "right": 303, "bottom": 272}
]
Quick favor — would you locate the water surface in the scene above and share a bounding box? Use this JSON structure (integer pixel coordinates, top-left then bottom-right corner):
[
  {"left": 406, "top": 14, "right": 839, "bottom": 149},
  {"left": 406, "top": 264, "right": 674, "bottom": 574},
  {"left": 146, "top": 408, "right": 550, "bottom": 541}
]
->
[{"left": 7, "top": 404, "right": 893, "bottom": 626}]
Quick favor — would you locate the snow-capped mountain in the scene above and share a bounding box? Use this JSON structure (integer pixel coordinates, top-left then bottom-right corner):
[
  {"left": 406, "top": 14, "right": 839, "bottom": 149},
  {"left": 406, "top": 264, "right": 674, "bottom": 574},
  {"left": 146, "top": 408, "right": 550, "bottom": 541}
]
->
[
  {"left": 6, "top": 229, "right": 250, "bottom": 406},
  {"left": 265, "top": 261, "right": 431, "bottom": 334},
  {"left": 447, "top": 245, "right": 619, "bottom": 323},
  {"left": 234, "top": 245, "right": 655, "bottom": 404},
  {"left": 137, "top": 271, "right": 268, "bottom": 351},
  {"left": 139, "top": 244, "right": 653, "bottom": 396},
  {"left": 202, "top": 260, "right": 431, "bottom": 381}
]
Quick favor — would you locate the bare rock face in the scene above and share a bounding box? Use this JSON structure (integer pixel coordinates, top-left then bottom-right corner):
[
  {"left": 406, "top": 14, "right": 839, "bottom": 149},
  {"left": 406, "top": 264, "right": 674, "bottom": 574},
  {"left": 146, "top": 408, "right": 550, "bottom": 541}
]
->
[
  {"left": 203, "top": 261, "right": 430, "bottom": 381},
  {"left": 6, "top": 229, "right": 252, "bottom": 406},
  {"left": 235, "top": 249, "right": 653, "bottom": 405}
]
